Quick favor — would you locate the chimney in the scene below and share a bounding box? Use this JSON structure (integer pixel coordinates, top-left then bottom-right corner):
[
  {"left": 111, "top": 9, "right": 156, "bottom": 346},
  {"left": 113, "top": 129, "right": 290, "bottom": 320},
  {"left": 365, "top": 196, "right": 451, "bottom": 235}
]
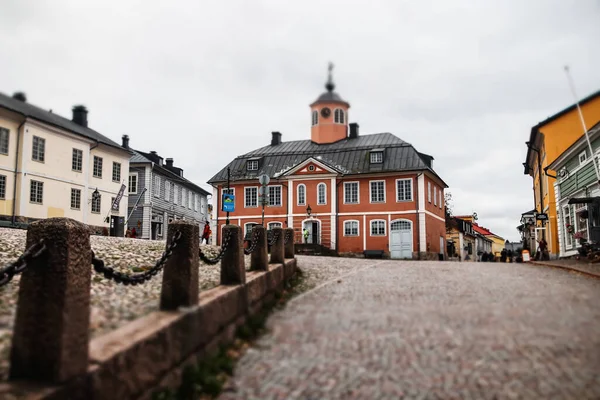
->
[
  {"left": 72, "top": 105, "right": 88, "bottom": 127},
  {"left": 122, "top": 134, "right": 130, "bottom": 149},
  {"left": 165, "top": 158, "right": 174, "bottom": 167},
  {"left": 349, "top": 123, "right": 359, "bottom": 139},
  {"left": 12, "top": 92, "right": 27, "bottom": 102},
  {"left": 271, "top": 131, "right": 282, "bottom": 146}
]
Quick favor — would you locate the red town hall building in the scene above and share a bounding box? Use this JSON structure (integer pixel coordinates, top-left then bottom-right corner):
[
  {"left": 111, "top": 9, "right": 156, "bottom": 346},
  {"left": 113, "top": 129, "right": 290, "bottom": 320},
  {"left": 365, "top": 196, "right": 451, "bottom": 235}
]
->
[{"left": 208, "top": 72, "right": 448, "bottom": 259}]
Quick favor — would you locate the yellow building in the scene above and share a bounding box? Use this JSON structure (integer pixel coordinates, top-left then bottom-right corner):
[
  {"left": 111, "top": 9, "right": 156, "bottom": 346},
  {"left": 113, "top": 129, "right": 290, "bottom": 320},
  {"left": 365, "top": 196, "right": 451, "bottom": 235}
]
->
[
  {"left": 0, "top": 92, "right": 131, "bottom": 232},
  {"left": 455, "top": 215, "right": 504, "bottom": 258},
  {"left": 523, "top": 90, "right": 600, "bottom": 258}
]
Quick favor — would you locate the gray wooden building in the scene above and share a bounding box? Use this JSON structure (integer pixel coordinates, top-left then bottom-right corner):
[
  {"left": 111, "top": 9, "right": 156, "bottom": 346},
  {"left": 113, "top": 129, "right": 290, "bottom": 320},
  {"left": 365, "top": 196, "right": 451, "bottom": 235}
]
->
[{"left": 121, "top": 135, "right": 209, "bottom": 240}]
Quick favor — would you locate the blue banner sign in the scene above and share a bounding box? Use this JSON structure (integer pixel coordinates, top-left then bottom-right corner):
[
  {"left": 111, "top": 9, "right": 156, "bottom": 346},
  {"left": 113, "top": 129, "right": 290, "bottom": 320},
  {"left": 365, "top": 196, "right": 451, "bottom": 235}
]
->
[{"left": 222, "top": 193, "right": 235, "bottom": 212}]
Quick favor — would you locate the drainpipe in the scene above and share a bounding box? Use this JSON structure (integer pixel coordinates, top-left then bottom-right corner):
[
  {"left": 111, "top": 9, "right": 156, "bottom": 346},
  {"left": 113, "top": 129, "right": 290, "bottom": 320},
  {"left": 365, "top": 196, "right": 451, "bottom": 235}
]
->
[
  {"left": 11, "top": 119, "right": 26, "bottom": 225},
  {"left": 543, "top": 166, "right": 557, "bottom": 179},
  {"left": 335, "top": 177, "right": 344, "bottom": 254},
  {"left": 416, "top": 172, "right": 422, "bottom": 259}
]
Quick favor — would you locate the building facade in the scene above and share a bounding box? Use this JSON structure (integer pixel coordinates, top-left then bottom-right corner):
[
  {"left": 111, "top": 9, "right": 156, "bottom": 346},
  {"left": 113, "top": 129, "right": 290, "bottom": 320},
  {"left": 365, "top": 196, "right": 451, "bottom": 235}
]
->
[
  {"left": 208, "top": 71, "right": 448, "bottom": 259},
  {"left": 523, "top": 90, "right": 600, "bottom": 258},
  {"left": 123, "top": 135, "right": 210, "bottom": 240},
  {"left": 0, "top": 92, "right": 131, "bottom": 232},
  {"left": 446, "top": 217, "right": 476, "bottom": 261},
  {"left": 547, "top": 121, "right": 600, "bottom": 257}
]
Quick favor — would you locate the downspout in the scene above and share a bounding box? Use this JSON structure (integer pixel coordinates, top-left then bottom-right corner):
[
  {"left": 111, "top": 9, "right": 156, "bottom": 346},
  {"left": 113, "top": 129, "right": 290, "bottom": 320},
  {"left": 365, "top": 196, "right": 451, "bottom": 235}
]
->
[
  {"left": 543, "top": 166, "right": 557, "bottom": 179},
  {"left": 11, "top": 119, "right": 26, "bottom": 225},
  {"left": 416, "top": 172, "right": 422, "bottom": 259},
  {"left": 335, "top": 177, "right": 344, "bottom": 254}
]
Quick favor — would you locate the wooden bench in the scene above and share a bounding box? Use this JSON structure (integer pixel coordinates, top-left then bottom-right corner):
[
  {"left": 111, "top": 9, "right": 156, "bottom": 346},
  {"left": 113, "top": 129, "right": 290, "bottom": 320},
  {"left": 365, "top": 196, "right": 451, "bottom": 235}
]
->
[{"left": 363, "top": 250, "right": 385, "bottom": 259}]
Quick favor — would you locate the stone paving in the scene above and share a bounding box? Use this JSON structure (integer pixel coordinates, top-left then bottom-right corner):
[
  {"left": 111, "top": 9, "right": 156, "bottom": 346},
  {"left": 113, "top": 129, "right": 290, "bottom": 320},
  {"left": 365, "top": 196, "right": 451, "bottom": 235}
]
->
[{"left": 221, "top": 258, "right": 600, "bottom": 399}]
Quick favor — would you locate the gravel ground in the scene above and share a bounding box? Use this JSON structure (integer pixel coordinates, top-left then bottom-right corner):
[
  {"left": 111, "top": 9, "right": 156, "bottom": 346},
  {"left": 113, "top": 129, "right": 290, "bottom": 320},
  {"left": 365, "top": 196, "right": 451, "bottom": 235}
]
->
[
  {"left": 531, "top": 258, "right": 600, "bottom": 277},
  {"left": 0, "top": 227, "right": 252, "bottom": 381},
  {"left": 221, "top": 258, "right": 600, "bottom": 399}
]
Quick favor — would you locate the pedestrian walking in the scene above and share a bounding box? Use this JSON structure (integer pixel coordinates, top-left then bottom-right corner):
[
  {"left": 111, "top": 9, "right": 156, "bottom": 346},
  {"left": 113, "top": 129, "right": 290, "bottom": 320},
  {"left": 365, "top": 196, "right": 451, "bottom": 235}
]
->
[
  {"left": 500, "top": 249, "right": 507, "bottom": 263},
  {"left": 201, "top": 221, "right": 211, "bottom": 245},
  {"left": 303, "top": 228, "right": 309, "bottom": 243}
]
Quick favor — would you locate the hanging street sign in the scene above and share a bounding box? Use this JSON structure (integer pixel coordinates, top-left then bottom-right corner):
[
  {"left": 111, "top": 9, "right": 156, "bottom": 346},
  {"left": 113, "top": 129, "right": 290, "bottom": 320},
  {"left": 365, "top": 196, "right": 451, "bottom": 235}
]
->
[
  {"left": 536, "top": 213, "right": 548, "bottom": 221},
  {"left": 222, "top": 193, "right": 235, "bottom": 212},
  {"left": 111, "top": 184, "right": 127, "bottom": 211}
]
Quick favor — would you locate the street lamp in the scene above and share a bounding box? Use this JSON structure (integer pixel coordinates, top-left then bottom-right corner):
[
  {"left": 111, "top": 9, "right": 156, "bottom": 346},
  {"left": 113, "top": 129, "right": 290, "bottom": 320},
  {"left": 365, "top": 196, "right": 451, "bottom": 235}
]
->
[{"left": 306, "top": 204, "right": 312, "bottom": 217}]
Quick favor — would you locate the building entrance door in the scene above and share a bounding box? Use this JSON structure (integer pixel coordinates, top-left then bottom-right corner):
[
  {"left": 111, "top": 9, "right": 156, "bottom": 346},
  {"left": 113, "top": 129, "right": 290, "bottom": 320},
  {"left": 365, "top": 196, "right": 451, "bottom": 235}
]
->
[{"left": 390, "top": 220, "right": 412, "bottom": 259}]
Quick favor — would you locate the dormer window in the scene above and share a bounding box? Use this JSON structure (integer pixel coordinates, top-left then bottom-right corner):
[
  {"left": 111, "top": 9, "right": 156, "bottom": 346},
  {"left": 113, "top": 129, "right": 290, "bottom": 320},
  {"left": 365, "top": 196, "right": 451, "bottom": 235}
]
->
[
  {"left": 370, "top": 151, "right": 383, "bottom": 164},
  {"left": 311, "top": 110, "right": 318, "bottom": 126},
  {"left": 247, "top": 160, "right": 259, "bottom": 171},
  {"left": 334, "top": 108, "right": 345, "bottom": 124}
]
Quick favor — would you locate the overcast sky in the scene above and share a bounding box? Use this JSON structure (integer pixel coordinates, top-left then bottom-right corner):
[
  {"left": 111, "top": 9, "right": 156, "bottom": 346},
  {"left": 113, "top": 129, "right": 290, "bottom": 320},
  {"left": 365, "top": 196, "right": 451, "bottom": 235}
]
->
[{"left": 1, "top": 0, "right": 599, "bottom": 241}]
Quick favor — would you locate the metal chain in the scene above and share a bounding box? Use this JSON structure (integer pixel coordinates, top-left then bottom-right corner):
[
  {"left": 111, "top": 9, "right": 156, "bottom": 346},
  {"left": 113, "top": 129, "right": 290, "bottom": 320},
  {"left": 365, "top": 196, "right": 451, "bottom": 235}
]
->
[
  {"left": 244, "top": 228, "right": 261, "bottom": 255},
  {"left": 268, "top": 230, "right": 280, "bottom": 246},
  {"left": 199, "top": 230, "right": 231, "bottom": 265},
  {"left": 284, "top": 230, "right": 292, "bottom": 245},
  {"left": 0, "top": 240, "right": 47, "bottom": 287},
  {"left": 91, "top": 231, "right": 182, "bottom": 285}
]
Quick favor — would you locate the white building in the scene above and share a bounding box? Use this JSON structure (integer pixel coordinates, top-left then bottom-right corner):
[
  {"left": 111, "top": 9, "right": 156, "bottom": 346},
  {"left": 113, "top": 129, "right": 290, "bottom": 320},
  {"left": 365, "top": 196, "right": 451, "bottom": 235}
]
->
[{"left": 0, "top": 92, "right": 131, "bottom": 233}]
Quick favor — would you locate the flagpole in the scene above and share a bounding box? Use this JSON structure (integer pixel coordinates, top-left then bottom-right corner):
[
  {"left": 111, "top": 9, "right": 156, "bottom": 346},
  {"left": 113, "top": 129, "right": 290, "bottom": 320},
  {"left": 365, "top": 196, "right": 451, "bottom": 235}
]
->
[{"left": 564, "top": 65, "right": 600, "bottom": 185}]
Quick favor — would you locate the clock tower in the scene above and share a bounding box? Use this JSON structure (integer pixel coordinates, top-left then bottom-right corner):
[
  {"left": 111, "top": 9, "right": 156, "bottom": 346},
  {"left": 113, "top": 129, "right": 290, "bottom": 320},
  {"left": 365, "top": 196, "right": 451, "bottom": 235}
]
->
[{"left": 310, "top": 63, "right": 350, "bottom": 144}]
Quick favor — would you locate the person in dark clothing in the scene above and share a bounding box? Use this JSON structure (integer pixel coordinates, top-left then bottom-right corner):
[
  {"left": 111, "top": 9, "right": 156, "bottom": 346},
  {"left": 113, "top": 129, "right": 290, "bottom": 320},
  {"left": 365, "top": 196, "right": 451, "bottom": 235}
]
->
[{"left": 500, "top": 248, "right": 507, "bottom": 263}]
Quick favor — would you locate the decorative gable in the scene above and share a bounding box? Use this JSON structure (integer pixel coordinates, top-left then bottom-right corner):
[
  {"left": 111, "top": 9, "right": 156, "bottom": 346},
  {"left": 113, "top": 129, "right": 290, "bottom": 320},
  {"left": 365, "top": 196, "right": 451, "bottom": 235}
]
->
[{"left": 297, "top": 162, "right": 327, "bottom": 175}]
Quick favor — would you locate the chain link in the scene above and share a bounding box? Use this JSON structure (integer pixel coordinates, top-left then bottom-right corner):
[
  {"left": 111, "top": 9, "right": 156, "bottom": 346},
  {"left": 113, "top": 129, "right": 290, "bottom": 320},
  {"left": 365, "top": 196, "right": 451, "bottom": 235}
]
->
[
  {"left": 0, "top": 240, "right": 47, "bottom": 287},
  {"left": 268, "top": 230, "right": 280, "bottom": 246},
  {"left": 199, "top": 229, "right": 231, "bottom": 265},
  {"left": 91, "top": 231, "right": 182, "bottom": 285},
  {"left": 244, "top": 228, "right": 261, "bottom": 255}
]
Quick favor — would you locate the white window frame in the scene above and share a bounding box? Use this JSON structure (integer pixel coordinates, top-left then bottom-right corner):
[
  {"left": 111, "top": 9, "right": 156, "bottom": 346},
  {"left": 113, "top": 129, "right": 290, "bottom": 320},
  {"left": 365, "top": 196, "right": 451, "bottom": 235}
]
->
[
  {"left": 112, "top": 162, "right": 121, "bottom": 183},
  {"left": 343, "top": 181, "right": 360, "bottom": 204},
  {"left": 297, "top": 184, "right": 306, "bottom": 206},
  {"left": 70, "top": 188, "right": 81, "bottom": 210},
  {"left": 30, "top": 180, "right": 43, "bottom": 204},
  {"left": 165, "top": 181, "right": 171, "bottom": 201},
  {"left": 317, "top": 182, "right": 327, "bottom": 205},
  {"left": 334, "top": 108, "right": 345, "bottom": 124},
  {"left": 0, "top": 127, "right": 8, "bottom": 155},
  {"left": 579, "top": 151, "right": 587, "bottom": 164},
  {"left": 188, "top": 191, "right": 192, "bottom": 209},
  {"left": 311, "top": 110, "right": 318, "bottom": 126},
  {"left": 244, "top": 222, "right": 259, "bottom": 236},
  {"left": 370, "top": 152, "right": 383, "bottom": 164},
  {"left": 369, "top": 180, "right": 385, "bottom": 203},
  {"left": 154, "top": 176, "right": 161, "bottom": 197},
  {"left": 0, "top": 175, "right": 5, "bottom": 199},
  {"left": 193, "top": 193, "right": 198, "bottom": 211},
  {"left": 268, "top": 222, "right": 283, "bottom": 230},
  {"left": 247, "top": 160, "right": 259, "bottom": 171},
  {"left": 128, "top": 173, "right": 138, "bottom": 194},
  {"left": 343, "top": 220, "right": 359, "bottom": 236},
  {"left": 182, "top": 188, "right": 187, "bottom": 207},
  {"left": 72, "top": 148, "right": 83, "bottom": 172},
  {"left": 174, "top": 184, "right": 179, "bottom": 204},
  {"left": 563, "top": 205, "right": 572, "bottom": 249},
  {"left": 428, "top": 182, "right": 431, "bottom": 203},
  {"left": 434, "top": 186, "right": 437, "bottom": 206},
  {"left": 91, "top": 192, "right": 101, "bottom": 213},
  {"left": 32, "top": 136, "right": 45, "bottom": 162},
  {"left": 222, "top": 188, "right": 235, "bottom": 197},
  {"left": 396, "top": 178, "right": 413, "bottom": 202},
  {"left": 370, "top": 219, "right": 386, "bottom": 236},
  {"left": 93, "top": 156, "right": 103, "bottom": 178},
  {"left": 268, "top": 185, "right": 282, "bottom": 207},
  {"left": 245, "top": 186, "right": 258, "bottom": 208},
  {"left": 439, "top": 190, "right": 443, "bottom": 209}
]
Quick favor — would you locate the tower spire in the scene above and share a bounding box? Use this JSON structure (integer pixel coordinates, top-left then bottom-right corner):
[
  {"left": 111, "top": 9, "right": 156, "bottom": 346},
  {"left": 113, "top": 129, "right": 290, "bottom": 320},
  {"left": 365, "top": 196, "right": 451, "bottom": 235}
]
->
[{"left": 325, "top": 62, "right": 335, "bottom": 92}]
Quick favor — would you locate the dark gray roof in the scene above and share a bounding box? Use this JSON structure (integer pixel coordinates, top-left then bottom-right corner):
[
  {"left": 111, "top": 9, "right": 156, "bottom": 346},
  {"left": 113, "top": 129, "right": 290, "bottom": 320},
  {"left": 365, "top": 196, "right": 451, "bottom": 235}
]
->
[
  {"left": 311, "top": 91, "right": 349, "bottom": 106},
  {"left": 208, "top": 132, "right": 447, "bottom": 186},
  {"left": 130, "top": 149, "right": 210, "bottom": 196},
  {"left": 0, "top": 92, "right": 127, "bottom": 152}
]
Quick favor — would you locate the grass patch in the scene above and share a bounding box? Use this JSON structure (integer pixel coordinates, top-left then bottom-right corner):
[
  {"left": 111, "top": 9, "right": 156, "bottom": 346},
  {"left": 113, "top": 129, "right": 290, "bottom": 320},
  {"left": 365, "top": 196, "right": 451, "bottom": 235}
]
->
[{"left": 153, "top": 268, "right": 305, "bottom": 400}]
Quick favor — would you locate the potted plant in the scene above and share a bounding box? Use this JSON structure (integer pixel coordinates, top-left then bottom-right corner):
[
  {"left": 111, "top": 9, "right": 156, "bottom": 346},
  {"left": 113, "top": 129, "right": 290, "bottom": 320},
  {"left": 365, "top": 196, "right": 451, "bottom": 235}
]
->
[{"left": 574, "top": 231, "right": 587, "bottom": 245}]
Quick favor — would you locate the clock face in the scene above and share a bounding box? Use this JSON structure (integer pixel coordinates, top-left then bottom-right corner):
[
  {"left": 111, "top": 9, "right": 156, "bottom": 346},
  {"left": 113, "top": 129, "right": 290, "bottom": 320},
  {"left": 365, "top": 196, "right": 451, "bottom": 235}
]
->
[{"left": 321, "top": 107, "right": 331, "bottom": 118}]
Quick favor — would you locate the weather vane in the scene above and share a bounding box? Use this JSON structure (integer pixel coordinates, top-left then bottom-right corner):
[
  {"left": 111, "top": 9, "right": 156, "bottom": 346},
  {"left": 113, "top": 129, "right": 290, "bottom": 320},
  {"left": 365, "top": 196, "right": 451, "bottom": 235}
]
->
[{"left": 326, "top": 62, "right": 335, "bottom": 91}]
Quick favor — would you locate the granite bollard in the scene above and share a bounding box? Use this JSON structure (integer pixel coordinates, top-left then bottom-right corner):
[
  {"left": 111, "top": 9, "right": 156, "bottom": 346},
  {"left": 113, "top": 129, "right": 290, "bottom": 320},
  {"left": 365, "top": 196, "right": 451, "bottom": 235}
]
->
[
  {"left": 160, "top": 220, "right": 200, "bottom": 310},
  {"left": 284, "top": 227, "right": 295, "bottom": 258},
  {"left": 269, "top": 227, "right": 285, "bottom": 264},
  {"left": 10, "top": 218, "right": 92, "bottom": 383},
  {"left": 250, "top": 225, "right": 268, "bottom": 271},
  {"left": 220, "top": 225, "right": 245, "bottom": 284}
]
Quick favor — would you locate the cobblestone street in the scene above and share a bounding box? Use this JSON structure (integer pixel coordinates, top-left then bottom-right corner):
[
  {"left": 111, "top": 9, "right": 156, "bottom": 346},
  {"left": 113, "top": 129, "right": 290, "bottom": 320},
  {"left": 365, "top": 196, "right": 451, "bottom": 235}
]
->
[{"left": 221, "top": 257, "right": 600, "bottom": 399}]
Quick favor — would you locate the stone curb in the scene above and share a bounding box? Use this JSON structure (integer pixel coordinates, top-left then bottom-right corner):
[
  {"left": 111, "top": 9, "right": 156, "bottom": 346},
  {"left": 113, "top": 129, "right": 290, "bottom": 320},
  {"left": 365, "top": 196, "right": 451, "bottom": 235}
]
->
[
  {"left": 288, "top": 260, "right": 389, "bottom": 305},
  {"left": 528, "top": 261, "right": 600, "bottom": 280}
]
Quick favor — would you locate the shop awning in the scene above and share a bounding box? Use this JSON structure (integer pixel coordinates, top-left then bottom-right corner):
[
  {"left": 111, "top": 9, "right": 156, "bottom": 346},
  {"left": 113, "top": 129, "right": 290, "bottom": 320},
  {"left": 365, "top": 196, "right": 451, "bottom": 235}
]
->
[{"left": 568, "top": 197, "right": 600, "bottom": 205}]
